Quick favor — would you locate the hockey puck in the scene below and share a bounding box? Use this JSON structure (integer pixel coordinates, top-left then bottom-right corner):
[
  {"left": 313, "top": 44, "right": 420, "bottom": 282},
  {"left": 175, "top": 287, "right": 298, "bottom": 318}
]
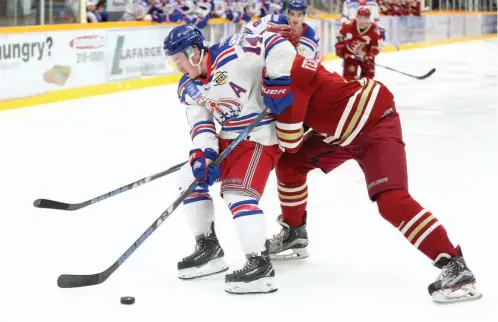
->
[{"left": 120, "top": 296, "right": 135, "bottom": 305}]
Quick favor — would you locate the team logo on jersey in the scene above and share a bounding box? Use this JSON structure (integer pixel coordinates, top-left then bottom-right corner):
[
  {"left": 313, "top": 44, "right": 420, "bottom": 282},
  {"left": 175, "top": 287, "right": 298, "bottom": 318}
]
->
[
  {"left": 346, "top": 33, "right": 353, "bottom": 40},
  {"left": 206, "top": 98, "right": 242, "bottom": 125},
  {"left": 213, "top": 71, "right": 228, "bottom": 86},
  {"left": 196, "top": 96, "right": 207, "bottom": 106}
]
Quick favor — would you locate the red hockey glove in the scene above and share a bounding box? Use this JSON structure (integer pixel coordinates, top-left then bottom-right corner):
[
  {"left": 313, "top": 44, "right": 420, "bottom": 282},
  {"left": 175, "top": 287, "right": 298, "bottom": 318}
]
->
[
  {"left": 335, "top": 42, "right": 346, "bottom": 58},
  {"left": 364, "top": 54, "right": 375, "bottom": 63},
  {"left": 265, "top": 24, "right": 300, "bottom": 49}
]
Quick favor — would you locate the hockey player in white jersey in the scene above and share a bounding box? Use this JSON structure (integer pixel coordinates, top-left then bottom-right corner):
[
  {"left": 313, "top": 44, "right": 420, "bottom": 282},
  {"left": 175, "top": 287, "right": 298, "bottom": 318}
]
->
[
  {"left": 163, "top": 25, "right": 296, "bottom": 294},
  {"left": 243, "top": 0, "right": 319, "bottom": 59}
]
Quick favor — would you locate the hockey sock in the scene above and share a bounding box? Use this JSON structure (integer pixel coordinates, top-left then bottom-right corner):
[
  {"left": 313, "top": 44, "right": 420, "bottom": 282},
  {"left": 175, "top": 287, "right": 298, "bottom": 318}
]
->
[
  {"left": 278, "top": 181, "right": 308, "bottom": 227},
  {"left": 183, "top": 186, "right": 215, "bottom": 237},
  {"left": 376, "top": 189, "right": 460, "bottom": 261},
  {"left": 224, "top": 192, "right": 267, "bottom": 254}
]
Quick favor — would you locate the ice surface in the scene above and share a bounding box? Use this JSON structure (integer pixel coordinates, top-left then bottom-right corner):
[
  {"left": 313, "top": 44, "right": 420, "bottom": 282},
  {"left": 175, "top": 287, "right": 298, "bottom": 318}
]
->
[{"left": 0, "top": 39, "right": 496, "bottom": 322}]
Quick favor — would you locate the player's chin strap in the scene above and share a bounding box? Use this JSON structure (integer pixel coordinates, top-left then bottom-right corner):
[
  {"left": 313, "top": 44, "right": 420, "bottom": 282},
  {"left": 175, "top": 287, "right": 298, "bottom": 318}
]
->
[{"left": 187, "top": 47, "right": 205, "bottom": 76}]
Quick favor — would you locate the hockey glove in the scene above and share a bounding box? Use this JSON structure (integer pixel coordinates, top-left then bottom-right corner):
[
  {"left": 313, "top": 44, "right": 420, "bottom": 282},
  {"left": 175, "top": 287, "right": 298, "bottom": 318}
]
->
[
  {"left": 266, "top": 24, "right": 300, "bottom": 49},
  {"left": 261, "top": 76, "right": 294, "bottom": 115},
  {"left": 189, "top": 148, "right": 221, "bottom": 186},
  {"left": 379, "top": 27, "right": 386, "bottom": 41},
  {"left": 335, "top": 42, "right": 346, "bottom": 58}
]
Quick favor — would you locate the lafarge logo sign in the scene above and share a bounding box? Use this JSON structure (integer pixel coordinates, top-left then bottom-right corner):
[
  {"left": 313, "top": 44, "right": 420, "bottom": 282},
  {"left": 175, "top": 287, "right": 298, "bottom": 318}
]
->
[
  {"left": 69, "top": 35, "right": 105, "bottom": 50},
  {"left": 110, "top": 35, "right": 165, "bottom": 76}
]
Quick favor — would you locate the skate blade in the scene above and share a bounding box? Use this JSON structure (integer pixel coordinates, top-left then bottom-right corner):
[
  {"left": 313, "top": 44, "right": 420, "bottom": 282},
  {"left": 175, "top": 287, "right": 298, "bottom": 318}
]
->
[
  {"left": 179, "top": 257, "right": 229, "bottom": 280},
  {"left": 270, "top": 247, "right": 309, "bottom": 261},
  {"left": 225, "top": 277, "right": 278, "bottom": 294},
  {"left": 432, "top": 283, "right": 483, "bottom": 304}
]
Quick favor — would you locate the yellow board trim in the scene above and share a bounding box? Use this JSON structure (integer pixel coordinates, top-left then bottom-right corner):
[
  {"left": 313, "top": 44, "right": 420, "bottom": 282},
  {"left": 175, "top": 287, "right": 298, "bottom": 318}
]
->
[{"left": 1, "top": 33, "right": 496, "bottom": 112}]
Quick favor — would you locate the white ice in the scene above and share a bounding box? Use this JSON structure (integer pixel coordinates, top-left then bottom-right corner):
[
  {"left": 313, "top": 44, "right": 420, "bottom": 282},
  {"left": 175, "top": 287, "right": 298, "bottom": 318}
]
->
[{"left": 0, "top": 39, "right": 497, "bottom": 322}]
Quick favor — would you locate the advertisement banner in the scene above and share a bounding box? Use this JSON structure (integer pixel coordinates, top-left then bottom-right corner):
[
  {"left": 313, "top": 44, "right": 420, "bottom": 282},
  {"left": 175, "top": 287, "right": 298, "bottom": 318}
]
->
[
  {"left": 107, "top": 27, "right": 175, "bottom": 82},
  {"left": 0, "top": 32, "right": 51, "bottom": 100},
  {"left": 396, "top": 16, "right": 426, "bottom": 45},
  {"left": 449, "top": 15, "right": 465, "bottom": 39},
  {"left": 42, "top": 30, "right": 107, "bottom": 92},
  {"left": 481, "top": 14, "right": 498, "bottom": 35}
]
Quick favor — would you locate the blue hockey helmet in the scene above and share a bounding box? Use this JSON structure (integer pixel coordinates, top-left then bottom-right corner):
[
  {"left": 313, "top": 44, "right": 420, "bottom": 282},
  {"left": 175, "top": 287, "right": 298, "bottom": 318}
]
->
[
  {"left": 287, "top": 0, "right": 307, "bottom": 12},
  {"left": 163, "top": 24, "right": 207, "bottom": 57}
]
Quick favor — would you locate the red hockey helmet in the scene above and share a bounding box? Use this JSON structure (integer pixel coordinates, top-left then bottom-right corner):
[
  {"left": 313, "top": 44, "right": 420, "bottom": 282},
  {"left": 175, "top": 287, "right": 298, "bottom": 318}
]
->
[{"left": 357, "top": 6, "right": 371, "bottom": 18}]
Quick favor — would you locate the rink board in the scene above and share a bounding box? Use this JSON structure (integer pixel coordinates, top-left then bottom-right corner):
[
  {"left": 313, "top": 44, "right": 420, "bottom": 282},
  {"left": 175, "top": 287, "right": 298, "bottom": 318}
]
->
[{"left": 0, "top": 12, "right": 496, "bottom": 111}]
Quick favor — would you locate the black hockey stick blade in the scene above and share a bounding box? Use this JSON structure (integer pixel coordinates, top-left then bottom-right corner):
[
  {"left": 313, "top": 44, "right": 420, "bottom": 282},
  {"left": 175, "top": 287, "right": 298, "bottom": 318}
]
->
[
  {"left": 58, "top": 274, "right": 101, "bottom": 288},
  {"left": 33, "top": 161, "right": 187, "bottom": 211},
  {"left": 33, "top": 198, "right": 81, "bottom": 211},
  {"left": 416, "top": 68, "right": 436, "bottom": 80}
]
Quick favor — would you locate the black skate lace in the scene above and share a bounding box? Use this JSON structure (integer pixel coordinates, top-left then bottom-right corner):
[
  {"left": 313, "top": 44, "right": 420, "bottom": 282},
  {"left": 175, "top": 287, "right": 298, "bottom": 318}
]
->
[
  {"left": 233, "top": 257, "right": 258, "bottom": 275},
  {"left": 183, "top": 240, "right": 205, "bottom": 261},
  {"left": 439, "top": 261, "right": 457, "bottom": 281},
  {"left": 270, "top": 229, "right": 290, "bottom": 247}
]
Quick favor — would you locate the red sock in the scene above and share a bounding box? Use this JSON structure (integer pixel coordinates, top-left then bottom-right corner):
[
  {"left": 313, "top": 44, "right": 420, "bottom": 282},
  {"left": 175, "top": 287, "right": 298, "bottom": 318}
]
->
[
  {"left": 376, "top": 189, "right": 460, "bottom": 261},
  {"left": 278, "top": 181, "right": 308, "bottom": 227}
]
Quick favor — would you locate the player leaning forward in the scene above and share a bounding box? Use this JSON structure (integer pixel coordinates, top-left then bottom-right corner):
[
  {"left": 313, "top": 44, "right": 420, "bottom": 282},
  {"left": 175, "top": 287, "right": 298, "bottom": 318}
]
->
[
  {"left": 163, "top": 25, "right": 296, "bottom": 294},
  {"left": 266, "top": 26, "right": 481, "bottom": 303}
]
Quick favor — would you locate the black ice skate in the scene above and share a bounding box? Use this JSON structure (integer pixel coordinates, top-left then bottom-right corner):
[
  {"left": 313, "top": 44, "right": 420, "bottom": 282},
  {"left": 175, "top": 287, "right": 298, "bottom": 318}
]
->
[
  {"left": 225, "top": 241, "right": 277, "bottom": 294},
  {"left": 178, "top": 228, "right": 228, "bottom": 280},
  {"left": 269, "top": 214, "right": 309, "bottom": 260},
  {"left": 428, "top": 251, "right": 482, "bottom": 303}
]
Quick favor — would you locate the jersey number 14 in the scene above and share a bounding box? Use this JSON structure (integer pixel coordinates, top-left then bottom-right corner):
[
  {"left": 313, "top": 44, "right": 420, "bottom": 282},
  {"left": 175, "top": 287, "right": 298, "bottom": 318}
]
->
[{"left": 242, "top": 36, "right": 263, "bottom": 56}]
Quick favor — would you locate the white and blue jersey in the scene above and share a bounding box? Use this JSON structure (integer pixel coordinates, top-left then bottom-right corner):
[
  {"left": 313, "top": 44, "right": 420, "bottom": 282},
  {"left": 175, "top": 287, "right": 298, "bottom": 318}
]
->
[
  {"left": 243, "top": 14, "right": 320, "bottom": 59},
  {"left": 341, "top": 0, "right": 380, "bottom": 22},
  {"left": 177, "top": 32, "right": 297, "bottom": 152}
]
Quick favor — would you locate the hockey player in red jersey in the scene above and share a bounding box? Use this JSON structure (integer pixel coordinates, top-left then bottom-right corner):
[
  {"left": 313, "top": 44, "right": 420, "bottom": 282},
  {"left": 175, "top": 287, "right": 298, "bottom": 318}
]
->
[
  {"left": 266, "top": 25, "right": 481, "bottom": 303},
  {"left": 335, "top": 6, "right": 382, "bottom": 81}
]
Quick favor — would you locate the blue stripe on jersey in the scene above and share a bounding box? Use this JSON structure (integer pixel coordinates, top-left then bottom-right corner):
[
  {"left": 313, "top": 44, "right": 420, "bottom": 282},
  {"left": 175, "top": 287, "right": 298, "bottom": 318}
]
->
[
  {"left": 192, "top": 129, "right": 216, "bottom": 138},
  {"left": 216, "top": 54, "right": 238, "bottom": 71},
  {"left": 300, "top": 41, "right": 316, "bottom": 52},
  {"left": 231, "top": 113, "right": 259, "bottom": 121},
  {"left": 264, "top": 33, "right": 278, "bottom": 48},
  {"left": 222, "top": 119, "right": 276, "bottom": 132},
  {"left": 265, "top": 38, "right": 286, "bottom": 59},
  {"left": 189, "top": 121, "right": 215, "bottom": 134}
]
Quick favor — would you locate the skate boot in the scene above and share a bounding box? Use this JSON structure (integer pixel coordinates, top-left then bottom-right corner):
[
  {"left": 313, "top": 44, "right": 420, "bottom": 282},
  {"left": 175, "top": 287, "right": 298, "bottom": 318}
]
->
[
  {"left": 225, "top": 241, "right": 277, "bottom": 294},
  {"left": 428, "top": 251, "right": 482, "bottom": 303},
  {"left": 178, "top": 229, "right": 228, "bottom": 280},
  {"left": 269, "top": 214, "right": 309, "bottom": 260}
]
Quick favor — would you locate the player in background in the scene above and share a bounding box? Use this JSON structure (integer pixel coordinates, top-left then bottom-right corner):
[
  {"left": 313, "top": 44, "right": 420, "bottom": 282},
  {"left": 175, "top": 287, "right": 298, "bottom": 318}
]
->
[
  {"left": 342, "top": 0, "right": 386, "bottom": 41},
  {"left": 163, "top": 25, "right": 296, "bottom": 294},
  {"left": 86, "top": 0, "right": 108, "bottom": 22},
  {"left": 243, "top": 0, "right": 320, "bottom": 59},
  {"left": 266, "top": 25, "right": 481, "bottom": 303},
  {"left": 335, "top": 7, "right": 382, "bottom": 81},
  {"left": 341, "top": 0, "right": 379, "bottom": 22}
]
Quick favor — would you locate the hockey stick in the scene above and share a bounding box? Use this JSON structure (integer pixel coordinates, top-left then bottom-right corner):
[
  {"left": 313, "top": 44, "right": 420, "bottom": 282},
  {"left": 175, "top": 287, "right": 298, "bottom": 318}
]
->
[
  {"left": 374, "top": 62, "right": 436, "bottom": 80},
  {"left": 57, "top": 109, "right": 271, "bottom": 288},
  {"left": 33, "top": 161, "right": 188, "bottom": 211}
]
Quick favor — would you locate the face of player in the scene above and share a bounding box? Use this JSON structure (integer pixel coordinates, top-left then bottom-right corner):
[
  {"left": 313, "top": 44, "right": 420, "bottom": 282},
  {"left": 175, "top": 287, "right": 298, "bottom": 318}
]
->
[
  {"left": 357, "top": 16, "right": 371, "bottom": 29},
  {"left": 288, "top": 10, "right": 305, "bottom": 30},
  {"left": 168, "top": 49, "right": 201, "bottom": 79}
]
